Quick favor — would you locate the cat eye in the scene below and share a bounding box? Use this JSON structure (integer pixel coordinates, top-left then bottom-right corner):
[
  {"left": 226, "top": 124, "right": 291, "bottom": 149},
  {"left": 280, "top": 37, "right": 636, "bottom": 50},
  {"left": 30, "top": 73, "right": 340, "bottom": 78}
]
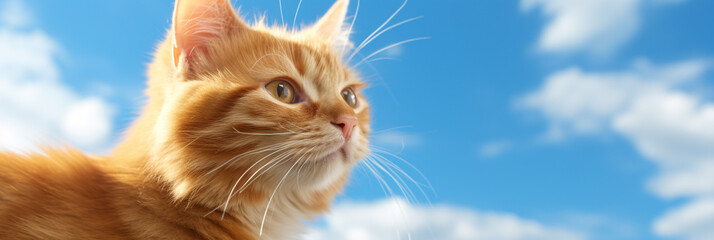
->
[
  {"left": 265, "top": 79, "right": 297, "bottom": 104},
  {"left": 341, "top": 87, "right": 358, "bottom": 108}
]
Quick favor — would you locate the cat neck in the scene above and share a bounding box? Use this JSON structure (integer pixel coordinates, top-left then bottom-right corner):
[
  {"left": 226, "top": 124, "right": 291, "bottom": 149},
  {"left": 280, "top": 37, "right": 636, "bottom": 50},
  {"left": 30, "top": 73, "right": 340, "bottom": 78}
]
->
[
  {"left": 111, "top": 126, "right": 341, "bottom": 239},
  {"left": 106, "top": 148, "right": 333, "bottom": 240}
]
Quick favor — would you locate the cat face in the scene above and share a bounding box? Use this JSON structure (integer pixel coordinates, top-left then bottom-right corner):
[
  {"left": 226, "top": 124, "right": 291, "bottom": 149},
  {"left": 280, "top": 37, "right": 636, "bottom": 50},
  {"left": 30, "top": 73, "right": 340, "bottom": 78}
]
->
[{"left": 148, "top": 0, "right": 368, "bottom": 201}]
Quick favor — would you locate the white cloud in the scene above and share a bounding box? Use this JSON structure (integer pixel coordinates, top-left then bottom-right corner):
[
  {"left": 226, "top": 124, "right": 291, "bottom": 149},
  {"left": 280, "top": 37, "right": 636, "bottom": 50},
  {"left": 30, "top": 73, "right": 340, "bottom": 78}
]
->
[
  {"left": 557, "top": 213, "right": 638, "bottom": 240},
  {"left": 0, "top": 0, "right": 31, "bottom": 27},
  {"left": 521, "top": 0, "right": 684, "bottom": 56},
  {"left": 305, "top": 198, "right": 585, "bottom": 240},
  {"left": 519, "top": 58, "right": 714, "bottom": 239},
  {"left": 519, "top": 59, "right": 709, "bottom": 140},
  {"left": 0, "top": 0, "right": 114, "bottom": 153},
  {"left": 479, "top": 140, "right": 513, "bottom": 157},
  {"left": 653, "top": 197, "right": 714, "bottom": 240}
]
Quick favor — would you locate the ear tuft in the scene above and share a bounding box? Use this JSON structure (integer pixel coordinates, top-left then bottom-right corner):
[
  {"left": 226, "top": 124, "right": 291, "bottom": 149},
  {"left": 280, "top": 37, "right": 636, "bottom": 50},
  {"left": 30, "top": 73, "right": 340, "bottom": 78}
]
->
[{"left": 307, "top": 0, "right": 352, "bottom": 55}]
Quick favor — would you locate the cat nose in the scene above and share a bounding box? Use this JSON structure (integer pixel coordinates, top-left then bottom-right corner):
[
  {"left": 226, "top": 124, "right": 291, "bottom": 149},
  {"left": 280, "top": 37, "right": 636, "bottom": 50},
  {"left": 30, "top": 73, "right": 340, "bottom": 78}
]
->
[{"left": 330, "top": 115, "right": 358, "bottom": 140}]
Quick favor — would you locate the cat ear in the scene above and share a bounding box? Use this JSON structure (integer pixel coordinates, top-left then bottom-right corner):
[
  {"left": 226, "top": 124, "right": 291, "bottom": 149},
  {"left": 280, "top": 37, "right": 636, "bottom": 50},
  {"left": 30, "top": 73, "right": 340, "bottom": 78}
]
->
[
  {"left": 307, "top": 0, "right": 351, "bottom": 54},
  {"left": 171, "top": 0, "right": 247, "bottom": 70}
]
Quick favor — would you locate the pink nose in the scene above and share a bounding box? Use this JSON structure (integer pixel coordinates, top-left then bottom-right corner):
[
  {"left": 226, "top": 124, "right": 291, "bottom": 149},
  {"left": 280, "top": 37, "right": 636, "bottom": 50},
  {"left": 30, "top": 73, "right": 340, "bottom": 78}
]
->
[{"left": 331, "top": 115, "right": 358, "bottom": 140}]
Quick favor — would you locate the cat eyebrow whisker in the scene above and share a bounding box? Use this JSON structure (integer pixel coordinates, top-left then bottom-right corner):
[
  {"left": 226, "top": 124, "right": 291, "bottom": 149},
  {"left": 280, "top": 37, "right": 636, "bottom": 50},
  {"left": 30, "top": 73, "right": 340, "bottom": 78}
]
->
[
  {"left": 279, "top": 0, "right": 285, "bottom": 26},
  {"left": 341, "top": 0, "right": 360, "bottom": 55},
  {"left": 361, "top": 57, "right": 396, "bottom": 65},
  {"left": 347, "top": 15, "right": 423, "bottom": 63},
  {"left": 353, "top": 37, "right": 429, "bottom": 68},
  {"left": 248, "top": 52, "right": 292, "bottom": 72},
  {"left": 347, "top": 0, "right": 408, "bottom": 62},
  {"left": 292, "top": 0, "right": 303, "bottom": 28}
]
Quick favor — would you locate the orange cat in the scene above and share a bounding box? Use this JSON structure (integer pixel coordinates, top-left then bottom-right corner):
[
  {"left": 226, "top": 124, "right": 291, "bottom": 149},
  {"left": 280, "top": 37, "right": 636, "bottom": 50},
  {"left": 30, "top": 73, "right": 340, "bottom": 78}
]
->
[{"left": 0, "top": 0, "right": 370, "bottom": 239}]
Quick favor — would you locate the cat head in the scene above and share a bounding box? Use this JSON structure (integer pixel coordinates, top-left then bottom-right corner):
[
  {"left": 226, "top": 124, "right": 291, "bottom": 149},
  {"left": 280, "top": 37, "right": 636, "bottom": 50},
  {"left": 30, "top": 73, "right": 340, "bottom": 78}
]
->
[{"left": 141, "top": 0, "right": 370, "bottom": 208}]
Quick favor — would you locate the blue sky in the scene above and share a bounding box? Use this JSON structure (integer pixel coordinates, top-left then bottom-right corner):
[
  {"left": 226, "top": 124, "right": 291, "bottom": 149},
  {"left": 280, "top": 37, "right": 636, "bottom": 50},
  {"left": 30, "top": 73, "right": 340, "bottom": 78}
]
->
[{"left": 1, "top": 0, "right": 714, "bottom": 239}]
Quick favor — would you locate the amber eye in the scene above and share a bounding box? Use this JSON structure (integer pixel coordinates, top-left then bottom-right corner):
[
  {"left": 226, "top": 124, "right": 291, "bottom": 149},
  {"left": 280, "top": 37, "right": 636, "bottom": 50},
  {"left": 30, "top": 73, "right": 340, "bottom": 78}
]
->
[
  {"left": 265, "top": 79, "right": 297, "bottom": 103},
  {"left": 341, "top": 87, "right": 358, "bottom": 108}
]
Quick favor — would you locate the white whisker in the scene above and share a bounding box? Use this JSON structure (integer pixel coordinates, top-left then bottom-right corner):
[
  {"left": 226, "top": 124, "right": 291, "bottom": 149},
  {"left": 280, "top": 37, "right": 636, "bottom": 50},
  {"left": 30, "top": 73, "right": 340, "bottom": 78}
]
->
[
  {"left": 259, "top": 146, "right": 315, "bottom": 237},
  {"left": 370, "top": 146, "right": 435, "bottom": 197},
  {"left": 278, "top": 0, "right": 285, "bottom": 26},
  {"left": 341, "top": 0, "right": 360, "bottom": 55},
  {"left": 232, "top": 126, "right": 296, "bottom": 136},
  {"left": 362, "top": 158, "right": 405, "bottom": 240},
  {"left": 292, "top": 0, "right": 303, "bottom": 28},
  {"left": 347, "top": 0, "right": 408, "bottom": 62},
  {"left": 220, "top": 147, "right": 294, "bottom": 219},
  {"left": 348, "top": 15, "right": 423, "bottom": 63},
  {"left": 206, "top": 142, "right": 291, "bottom": 176},
  {"left": 354, "top": 37, "right": 429, "bottom": 68}
]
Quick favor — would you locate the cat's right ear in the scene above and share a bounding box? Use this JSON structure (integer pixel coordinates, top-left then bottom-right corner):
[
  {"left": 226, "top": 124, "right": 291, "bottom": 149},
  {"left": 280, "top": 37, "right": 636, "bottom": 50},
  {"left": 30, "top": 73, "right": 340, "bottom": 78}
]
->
[{"left": 171, "top": 0, "right": 247, "bottom": 72}]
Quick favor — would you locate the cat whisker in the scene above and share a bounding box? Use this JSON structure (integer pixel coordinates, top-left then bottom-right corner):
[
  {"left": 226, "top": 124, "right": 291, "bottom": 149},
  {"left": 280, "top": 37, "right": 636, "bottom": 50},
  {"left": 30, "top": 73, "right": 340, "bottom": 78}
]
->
[
  {"left": 370, "top": 153, "right": 428, "bottom": 206},
  {"left": 348, "top": 15, "right": 423, "bottom": 63},
  {"left": 259, "top": 146, "right": 315, "bottom": 237},
  {"left": 249, "top": 52, "right": 293, "bottom": 72},
  {"left": 206, "top": 141, "right": 292, "bottom": 176},
  {"left": 292, "top": 0, "right": 303, "bottom": 28},
  {"left": 347, "top": 0, "right": 408, "bottom": 62},
  {"left": 341, "top": 0, "right": 360, "bottom": 55},
  {"left": 362, "top": 158, "right": 411, "bottom": 240},
  {"left": 279, "top": 0, "right": 285, "bottom": 26},
  {"left": 367, "top": 155, "right": 417, "bottom": 205},
  {"left": 294, "top": 152, "right": 312, "bottom": 194},
  {"left": 221, "top": 147, "right": 295, "bottom": 219},
  {"left": 232, "top": 126, "right": 296, "bottom": 136},
  {"left": 363, "top": 156, "right": 414, "bottom": 240},
  {"left": 205, "top": 144, "right": 293, "bottom": 218},
  {"left": 354, "top": 37, "right": 429, "bottom": 68},
  {"left": 178, "top": 136, "right": 201, "bottom": 152},
  {"left": 362, "top": 57, "right": 397, "bottom": 65},
  {"left": 368, "top": 125, "right": 413, "bottom": 135},
  {"left": 235, "top": 150, "right": 292, "bottom": 194},
  {"left": 370, "top": 146, "right": 435, "bottom": 197},
  {"left": 279, "top": 121, "right": 309, "bottom": 133}
]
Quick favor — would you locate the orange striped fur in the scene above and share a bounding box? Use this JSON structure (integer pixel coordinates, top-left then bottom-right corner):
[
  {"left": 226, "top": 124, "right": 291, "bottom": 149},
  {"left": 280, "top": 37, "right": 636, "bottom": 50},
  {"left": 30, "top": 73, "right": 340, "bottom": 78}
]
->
[{"left": 0, "top": 0, "right": 369, "bottom": 239}]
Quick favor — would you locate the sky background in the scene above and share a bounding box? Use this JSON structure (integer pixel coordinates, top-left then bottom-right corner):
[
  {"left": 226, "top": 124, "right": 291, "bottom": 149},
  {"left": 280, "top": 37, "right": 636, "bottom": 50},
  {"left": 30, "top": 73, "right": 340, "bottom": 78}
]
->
[{"left": 1, "top": 0, "right": 713, "bottom": 239}]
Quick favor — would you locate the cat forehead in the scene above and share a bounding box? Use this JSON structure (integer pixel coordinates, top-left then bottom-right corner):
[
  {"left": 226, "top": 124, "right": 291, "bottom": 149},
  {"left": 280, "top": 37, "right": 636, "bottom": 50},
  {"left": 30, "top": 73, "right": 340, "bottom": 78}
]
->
[
  {"left": 243, "top": 32, "right": 356, "bottom": 97},
  {"left": 294, "top": 44, "right": 353, "bottom": 95}
]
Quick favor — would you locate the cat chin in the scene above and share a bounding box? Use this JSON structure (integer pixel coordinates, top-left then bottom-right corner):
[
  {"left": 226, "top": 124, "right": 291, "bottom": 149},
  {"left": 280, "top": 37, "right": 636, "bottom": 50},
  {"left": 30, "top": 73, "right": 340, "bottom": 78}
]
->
[{"left": 269, "top": 148, "right": 361, "bottom": 192}]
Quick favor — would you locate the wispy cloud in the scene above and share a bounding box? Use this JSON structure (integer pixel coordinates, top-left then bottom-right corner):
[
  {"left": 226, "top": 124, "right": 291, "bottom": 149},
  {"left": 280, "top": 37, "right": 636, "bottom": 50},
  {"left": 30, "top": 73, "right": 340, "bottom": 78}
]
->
[
  {"left": 305, "top": 198, "right": 585, "bottom": 240},
  {"left": 478, "top": 140, "right": 513, "bottom": 157},
  {"left": 371, "top": 131, "right": 424, "bottom": 150},
  {"left": 0, "top": 0, "right": 115, "bottom": 153},
  {"left": 518, "top": 58, "right": 714, "bottom": 239}
]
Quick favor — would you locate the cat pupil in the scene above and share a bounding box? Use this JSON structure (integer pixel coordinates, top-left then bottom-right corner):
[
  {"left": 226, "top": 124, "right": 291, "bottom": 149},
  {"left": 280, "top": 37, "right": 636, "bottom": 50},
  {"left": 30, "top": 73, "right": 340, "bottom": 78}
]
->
[{"left": 277, "top": 84, "right": 285, "bottom": 98}]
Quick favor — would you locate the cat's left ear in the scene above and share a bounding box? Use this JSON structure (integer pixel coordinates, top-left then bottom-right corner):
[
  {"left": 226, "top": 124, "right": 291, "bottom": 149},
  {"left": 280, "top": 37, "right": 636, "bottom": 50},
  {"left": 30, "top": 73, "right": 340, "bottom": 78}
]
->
[
  {"left": 306, "top": 0, "right": 352, "bottom": 54},
  {"left": 171, "top": 0, "right": 248, "bottom": 71}
]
